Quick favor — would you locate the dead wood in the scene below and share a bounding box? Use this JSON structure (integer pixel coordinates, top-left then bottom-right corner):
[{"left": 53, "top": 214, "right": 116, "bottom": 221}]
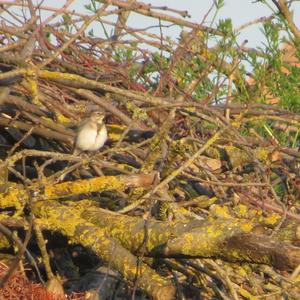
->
[{"left": 0, "top": 0, "right": 300, "bottom": 299}]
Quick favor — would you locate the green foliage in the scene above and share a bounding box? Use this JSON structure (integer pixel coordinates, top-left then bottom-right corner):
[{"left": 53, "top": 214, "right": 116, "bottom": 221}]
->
[
  {"left": 85, "top": 0, "right": 110, "bottom": 39},
  {"left": 88, "top": 29, "right": 94, "bottom": 37},
  {"left": 60, "top": 14, "right": 73, "bottom": 33},
  {"left": 214, "top": 0, "right": 225, "bottom": 10},
  {"left": 81, "top": 0, "right": 299, "bottom": 146},
  {"left": 113, "top": 47, "right": 134, "bottom": 62},
  {"left": 84, "top": 0, "right": 100, "bottom": 12},
  {"left": 271, "top": 64, "right": 300, "bottom": 113},
  {"left": 217, "top": 18, "right": 234, "bottom": 38},
  {"left": 256, "top": 20, "right": 300, "bottom": 113}
]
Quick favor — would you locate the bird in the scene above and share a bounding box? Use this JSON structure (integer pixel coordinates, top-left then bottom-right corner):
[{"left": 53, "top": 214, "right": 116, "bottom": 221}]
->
[{"left": 73, "top": 112, "right": 107, "bottom": 155}]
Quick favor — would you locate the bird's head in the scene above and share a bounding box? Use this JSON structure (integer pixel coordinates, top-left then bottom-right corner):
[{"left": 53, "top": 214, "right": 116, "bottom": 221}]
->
[{"left": 90, "top": 112, "right": 105, "bottom": 124}]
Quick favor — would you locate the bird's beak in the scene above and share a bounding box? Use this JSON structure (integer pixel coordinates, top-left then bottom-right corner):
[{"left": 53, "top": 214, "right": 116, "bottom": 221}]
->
[{"left": 97, "top": 115, "right": 105, "bottom": 123}]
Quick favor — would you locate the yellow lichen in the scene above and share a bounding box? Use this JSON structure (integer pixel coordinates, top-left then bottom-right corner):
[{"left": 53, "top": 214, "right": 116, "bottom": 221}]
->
[
  {"left": 55, "top": 113, "right": 70, "bottom": 124},
  {"left": 262, "top": 213, "right": 281, "bottom": 225},
  {"left": 210, "top": 204, "right": 233, "bottom": 219},
  {"left": 238, "top": 287, "right": 259, "bottom": 300},
  {"left": 25, "top": 69, "right": 40, "bottom": 106},
  {"left": 255, "top": 148, "right": 269, "bottom": 163},
  {"left": 45, "top": 176, "right": 124, "bottom": 199},
  {"left": 233, "top": 204, "right": 249, "bottom": 218},
  {"left": 206, "top": 225, "right": 222, "bottom": 238},
  {"left": 240, "top": 222, "right": 254, "bottom": 233},
  {"left": 0, "top": 184, "right": 26, "bottom": 213}
]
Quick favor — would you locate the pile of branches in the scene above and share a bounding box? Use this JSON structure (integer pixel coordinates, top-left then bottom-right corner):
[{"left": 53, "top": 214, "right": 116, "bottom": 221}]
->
[{"left": 0, "top": 1, "right": 300, "bottom": 299}]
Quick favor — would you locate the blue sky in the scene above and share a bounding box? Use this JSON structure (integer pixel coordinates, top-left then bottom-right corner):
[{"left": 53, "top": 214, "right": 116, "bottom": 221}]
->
[
  {"left": 30, "top": 0, "right": 300, "bottom": 47},
  {"left": 68, "top": 0, "right": 299, "bottom": 48}
]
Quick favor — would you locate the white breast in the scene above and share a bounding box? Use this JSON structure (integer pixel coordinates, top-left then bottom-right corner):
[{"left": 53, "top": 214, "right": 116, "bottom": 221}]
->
[
  {"left": 89, "top": 125, "right": 107, "bottom": 151},
  {"left": 75, "top": 124, "right": 107, "bottom": 152}
]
